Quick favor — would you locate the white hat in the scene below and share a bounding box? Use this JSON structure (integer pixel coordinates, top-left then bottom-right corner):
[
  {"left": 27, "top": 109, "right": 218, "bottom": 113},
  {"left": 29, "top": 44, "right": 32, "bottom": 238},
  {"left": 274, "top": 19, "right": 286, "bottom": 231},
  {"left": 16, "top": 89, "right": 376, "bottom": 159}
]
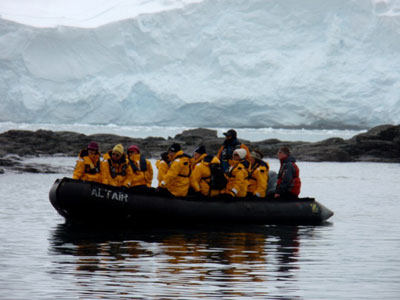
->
[{"left": 233, "top": 148, "right": 247, "bottom": 159}]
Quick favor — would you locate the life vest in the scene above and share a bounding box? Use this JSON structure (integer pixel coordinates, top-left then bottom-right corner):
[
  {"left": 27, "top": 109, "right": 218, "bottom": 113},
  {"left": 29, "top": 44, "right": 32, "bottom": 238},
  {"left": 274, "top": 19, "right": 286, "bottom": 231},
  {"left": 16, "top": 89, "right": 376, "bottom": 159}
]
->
[
  {"left": 277, "top": 160, "right": 301, "bottom": 196},
  {"left": 79, "top": 149, "right": 101, "bottom": 174},
  {"left": 107, "top": 156, "right": 128, "bottom": 178},
  {"left": 85, "top": 160, "right": 101, "bottom": 174},
  {"left": 129, "top": 155, "right": 147, "bottom": 172},
  {"left": 290, "top": 162, "right": 301, "bottom": 195}
]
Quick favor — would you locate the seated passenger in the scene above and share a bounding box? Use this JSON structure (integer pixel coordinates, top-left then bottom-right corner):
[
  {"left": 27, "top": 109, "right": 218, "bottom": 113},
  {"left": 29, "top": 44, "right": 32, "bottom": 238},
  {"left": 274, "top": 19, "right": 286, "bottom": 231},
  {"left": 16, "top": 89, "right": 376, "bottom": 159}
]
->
[
  {"left": 224, "top": 148, "right": 249, "bottom": 198},
  {"left": 155, "top": 152, "right": 169, "bottom": 188},
  {"left": 127, "top": 145, "right": 153, "bottom": 189},
  {"left": 274, "top": 147, "right": 301, "bottom": 200},
  {"left": 72, "top": 141, "right": 102, "bottom": 183},
  {"left": 190, "top": 145, "right": 207, "bottom": 171},
  {"left": 101, "top": 144, "right": 133, "bottom": 187},
  {"left": 190, "top": 153, "right": 224, "bottom": 197},
  {"left": 160, "top": 143, "right": 191, "bottom": 197},
  {"left": 247, "top": 150, "right": 269, "bottom": 198}
]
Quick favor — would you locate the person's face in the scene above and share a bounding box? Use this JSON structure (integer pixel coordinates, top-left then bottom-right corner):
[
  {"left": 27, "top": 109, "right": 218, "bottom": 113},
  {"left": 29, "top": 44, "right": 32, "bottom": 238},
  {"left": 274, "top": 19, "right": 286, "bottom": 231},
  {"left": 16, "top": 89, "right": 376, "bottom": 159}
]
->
[
  {"left": 193, "top": 152, "right": 200, "bottom": 160},
  {"left": 249, "top": 156, "right": 255, "bottom": 164},
  {"left": 277, "top": 151, "right": 288, "bottom": 160},
  {"left": 128, "top": 150, "right": 138, "bottom": 156},
  {"left": 168, "top": 151, "right": 175, "bottom": 160},
  {"left": 88, "top": 149, "right": 97, "bottom": 155},
  {"left": 233, "top": 152, "right": 241, "bottom": 161},
  {"left": 225, "top": 135, "right": 232, "bottom": 141},
  {"left": 112, "top": 152, "right": 122, "bottom": 160}
]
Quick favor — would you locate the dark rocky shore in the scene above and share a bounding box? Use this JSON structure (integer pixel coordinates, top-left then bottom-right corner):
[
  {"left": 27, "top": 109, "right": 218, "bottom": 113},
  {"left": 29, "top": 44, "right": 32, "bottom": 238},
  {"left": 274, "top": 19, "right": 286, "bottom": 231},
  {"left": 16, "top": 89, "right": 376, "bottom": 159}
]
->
[{"left": 0, "top": 124, "right": 399, "bottom": 174}]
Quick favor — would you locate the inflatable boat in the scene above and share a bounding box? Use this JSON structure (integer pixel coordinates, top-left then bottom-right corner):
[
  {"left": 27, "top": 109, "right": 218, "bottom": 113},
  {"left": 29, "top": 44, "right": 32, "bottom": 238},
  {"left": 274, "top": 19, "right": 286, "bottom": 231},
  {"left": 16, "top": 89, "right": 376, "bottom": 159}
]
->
[{"left": 49, "top": 177, "right": 334, "bottom": 225}]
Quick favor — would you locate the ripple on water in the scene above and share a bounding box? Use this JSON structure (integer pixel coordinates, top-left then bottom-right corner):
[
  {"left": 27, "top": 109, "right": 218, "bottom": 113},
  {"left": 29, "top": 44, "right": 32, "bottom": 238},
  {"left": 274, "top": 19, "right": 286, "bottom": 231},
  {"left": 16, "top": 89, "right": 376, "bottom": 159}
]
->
[{"left": 1, "top": 162, "right": 400, "bottom": 299}]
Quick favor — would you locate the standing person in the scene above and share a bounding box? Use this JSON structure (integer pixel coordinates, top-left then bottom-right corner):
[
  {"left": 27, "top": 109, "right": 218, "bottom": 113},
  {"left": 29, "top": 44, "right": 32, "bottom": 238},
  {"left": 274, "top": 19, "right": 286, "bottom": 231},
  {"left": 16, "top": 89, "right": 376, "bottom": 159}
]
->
[
  {"left": 247, "top": 150, "right": 269, "bottom": 198},
  {"left": 101, "top": 144, "right": 133, "bottom": 187},
  {"left": 72, "top": 141, "right": 102, "bottom": 183},
  {"left": 224, "top": 148, "right": 249, "bottom": 198},
  {"left": 155, "top": 152, "right": 170, "bottom": 188},
  {"left": 160, "top": 143, "right": 191, "bottom": 197},
  {"left": 274, "top": 147, "right": 301, "bottom": 199},
  {"left": 216, "top": 129, "right": 250, "bottom": 172},
  {"left": 127, "top": 145, "right": 153, "bottom": 189}
]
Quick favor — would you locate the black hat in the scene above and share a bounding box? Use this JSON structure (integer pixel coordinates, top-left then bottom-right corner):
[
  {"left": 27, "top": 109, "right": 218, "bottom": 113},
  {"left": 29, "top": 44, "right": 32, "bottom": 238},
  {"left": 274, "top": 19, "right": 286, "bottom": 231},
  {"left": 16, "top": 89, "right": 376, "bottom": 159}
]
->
[
  {"left": 194, "top": 145, "right": 206, "bottom": 155},
  {"left": 223, "top": 129, "right": 237, "bottom": 138},
  {"left": 168, "top": 143, "right": 181, "bottom": 152}
]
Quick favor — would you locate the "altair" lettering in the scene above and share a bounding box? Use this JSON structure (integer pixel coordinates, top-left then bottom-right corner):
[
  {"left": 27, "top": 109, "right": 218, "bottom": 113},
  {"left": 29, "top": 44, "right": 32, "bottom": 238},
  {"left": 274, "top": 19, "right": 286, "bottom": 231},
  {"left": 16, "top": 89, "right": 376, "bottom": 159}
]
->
[{"left": 91, "top": 188, "right": 128, "bottom": 202}]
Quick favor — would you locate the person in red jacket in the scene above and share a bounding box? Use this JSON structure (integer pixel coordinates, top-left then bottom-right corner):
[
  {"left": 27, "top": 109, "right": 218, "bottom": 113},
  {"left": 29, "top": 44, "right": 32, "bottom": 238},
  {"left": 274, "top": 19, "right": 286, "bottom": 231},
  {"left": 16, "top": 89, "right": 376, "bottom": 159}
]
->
[{"left": 274, "top": 147, "right": 301, "bottom": 199}]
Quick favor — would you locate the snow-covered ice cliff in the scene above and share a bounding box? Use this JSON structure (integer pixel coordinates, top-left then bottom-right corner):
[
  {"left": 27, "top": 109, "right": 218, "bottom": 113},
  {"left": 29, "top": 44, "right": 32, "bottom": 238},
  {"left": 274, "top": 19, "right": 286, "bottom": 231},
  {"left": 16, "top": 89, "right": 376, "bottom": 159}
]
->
[{"left": 0, "top": 0, "right": 399, "bottom": 129}]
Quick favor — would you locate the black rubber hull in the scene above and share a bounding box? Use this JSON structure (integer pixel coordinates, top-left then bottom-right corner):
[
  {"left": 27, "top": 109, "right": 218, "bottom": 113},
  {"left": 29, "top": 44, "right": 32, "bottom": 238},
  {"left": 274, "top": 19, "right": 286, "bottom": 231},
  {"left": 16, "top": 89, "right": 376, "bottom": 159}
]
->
[{"left": 49, "top": 177, "right": 334, "bottom": 225}]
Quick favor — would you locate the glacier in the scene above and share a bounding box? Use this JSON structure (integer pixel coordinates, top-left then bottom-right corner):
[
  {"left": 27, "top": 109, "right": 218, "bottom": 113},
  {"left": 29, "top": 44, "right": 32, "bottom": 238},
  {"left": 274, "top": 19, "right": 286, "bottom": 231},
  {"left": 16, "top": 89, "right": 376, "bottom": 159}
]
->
[{"left": 0, "top": 0, "right": 400, "bottom": 129}]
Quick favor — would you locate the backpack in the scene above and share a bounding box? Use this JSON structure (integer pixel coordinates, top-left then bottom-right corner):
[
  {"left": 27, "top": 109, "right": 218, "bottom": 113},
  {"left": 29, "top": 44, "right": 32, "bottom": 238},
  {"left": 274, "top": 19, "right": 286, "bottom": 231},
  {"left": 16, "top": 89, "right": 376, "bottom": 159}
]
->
[
  {"left": 266, "top": 170, "right": 277, "bottom": 195},
  {"left": 208, "top": 163, "right": 228, "bottom": 190}
]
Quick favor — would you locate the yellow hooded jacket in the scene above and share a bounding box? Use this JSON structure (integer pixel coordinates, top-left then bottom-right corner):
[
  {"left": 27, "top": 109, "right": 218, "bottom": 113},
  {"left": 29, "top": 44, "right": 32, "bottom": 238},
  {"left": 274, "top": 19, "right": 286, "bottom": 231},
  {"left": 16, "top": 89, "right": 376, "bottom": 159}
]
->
[
  {"left": 156, "top": 159, "right": 169, "bottom": 187},
  {"left": 190, "top": 153, "right": 207, "bottom": 171},
  {"left": 225, "top": 160, "right": 249, "bottom": 197},
  {"left": 101, "top": 151, "right": 133, "bottom": 187},
  {"left": 190, "top": 156, "right": 223, "bottom": 197},
  {"left": 127, "top": 153, "right": 154, "bottom": 187},
  {"left": 72, "top": 149, "right": 102, "bottom": 183},
  {"left": 161, "top": 150, "right": 191, "bottom": 197},
  {"left": 247, "top": 161, "right": 269, "bottom": 197}
]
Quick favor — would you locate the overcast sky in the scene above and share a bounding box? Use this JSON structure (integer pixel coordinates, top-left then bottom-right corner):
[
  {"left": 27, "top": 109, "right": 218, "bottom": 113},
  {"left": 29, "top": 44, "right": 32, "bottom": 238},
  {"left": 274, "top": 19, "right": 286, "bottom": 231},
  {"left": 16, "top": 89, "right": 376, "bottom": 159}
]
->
[{"left": 0, "top": 0, "right": 202, "bottom": 27}]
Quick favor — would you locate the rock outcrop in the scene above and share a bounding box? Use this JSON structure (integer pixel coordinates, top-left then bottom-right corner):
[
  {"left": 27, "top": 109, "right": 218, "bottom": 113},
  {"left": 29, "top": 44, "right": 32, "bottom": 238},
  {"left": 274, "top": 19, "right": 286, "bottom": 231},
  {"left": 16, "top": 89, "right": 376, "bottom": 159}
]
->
[{"left": 0, "top": 124, "right": 399, "bottom": 173}]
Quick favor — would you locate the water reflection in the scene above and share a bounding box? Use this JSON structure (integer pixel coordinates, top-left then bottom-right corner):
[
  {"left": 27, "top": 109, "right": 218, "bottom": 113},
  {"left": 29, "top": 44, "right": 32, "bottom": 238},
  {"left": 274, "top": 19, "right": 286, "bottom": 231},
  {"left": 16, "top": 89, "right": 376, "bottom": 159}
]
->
[{"left": 49, "top": 223, "right": 314, "bottom": 299}]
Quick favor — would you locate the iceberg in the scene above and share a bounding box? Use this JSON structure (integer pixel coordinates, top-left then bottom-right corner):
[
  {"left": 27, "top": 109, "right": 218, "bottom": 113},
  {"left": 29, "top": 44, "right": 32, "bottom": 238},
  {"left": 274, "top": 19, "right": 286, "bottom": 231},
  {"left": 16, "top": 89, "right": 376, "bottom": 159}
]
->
[{"left": 0, "top": 0, "right": 400, "bottom": 129}]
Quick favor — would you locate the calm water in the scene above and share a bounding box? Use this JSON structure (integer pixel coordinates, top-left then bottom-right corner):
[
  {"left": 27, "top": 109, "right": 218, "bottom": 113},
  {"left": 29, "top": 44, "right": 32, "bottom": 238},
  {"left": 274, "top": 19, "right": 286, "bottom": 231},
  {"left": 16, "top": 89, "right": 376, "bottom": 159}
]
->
[{"left": 0, "top": 158, "right": 399, "bottom": 299}]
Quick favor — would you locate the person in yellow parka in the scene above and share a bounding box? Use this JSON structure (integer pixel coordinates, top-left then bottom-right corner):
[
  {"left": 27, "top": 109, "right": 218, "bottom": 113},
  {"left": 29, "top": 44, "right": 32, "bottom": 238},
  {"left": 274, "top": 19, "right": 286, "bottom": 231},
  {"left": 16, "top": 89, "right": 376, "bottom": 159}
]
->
[
  {"left": 155, "top": 152, "right": 169, "bottom": 188},
  {"left": 190, "top": 154, "right": 224, "bottom": 197},
  {"left": 101, "top": 144, "right": 133, "bottom": 187},
  {"left": 224, "top": 148, "right": 249, "bottom": 198},
  {"left": 190, "top": 145, "right": 207, "bottom": 171},
  {"left": 160, "top": 143, "right": 191, "bottom": 197},
  {"left": 247, "top": 150, "right": 269, "bottom": 198},
  {"left": 72, "top": 141, "right": 102, "bottom": 183},
  {"left": 127, "top": 145, "right": 153, "bottom": 188}
]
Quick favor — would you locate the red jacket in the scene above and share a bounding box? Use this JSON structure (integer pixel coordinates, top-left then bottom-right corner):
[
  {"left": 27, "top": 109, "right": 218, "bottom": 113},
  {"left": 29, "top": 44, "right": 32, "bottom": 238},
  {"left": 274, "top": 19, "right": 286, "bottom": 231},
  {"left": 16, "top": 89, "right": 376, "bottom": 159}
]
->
[{"left": 276, "top": 156, "right": 301, "bottom": 196}]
